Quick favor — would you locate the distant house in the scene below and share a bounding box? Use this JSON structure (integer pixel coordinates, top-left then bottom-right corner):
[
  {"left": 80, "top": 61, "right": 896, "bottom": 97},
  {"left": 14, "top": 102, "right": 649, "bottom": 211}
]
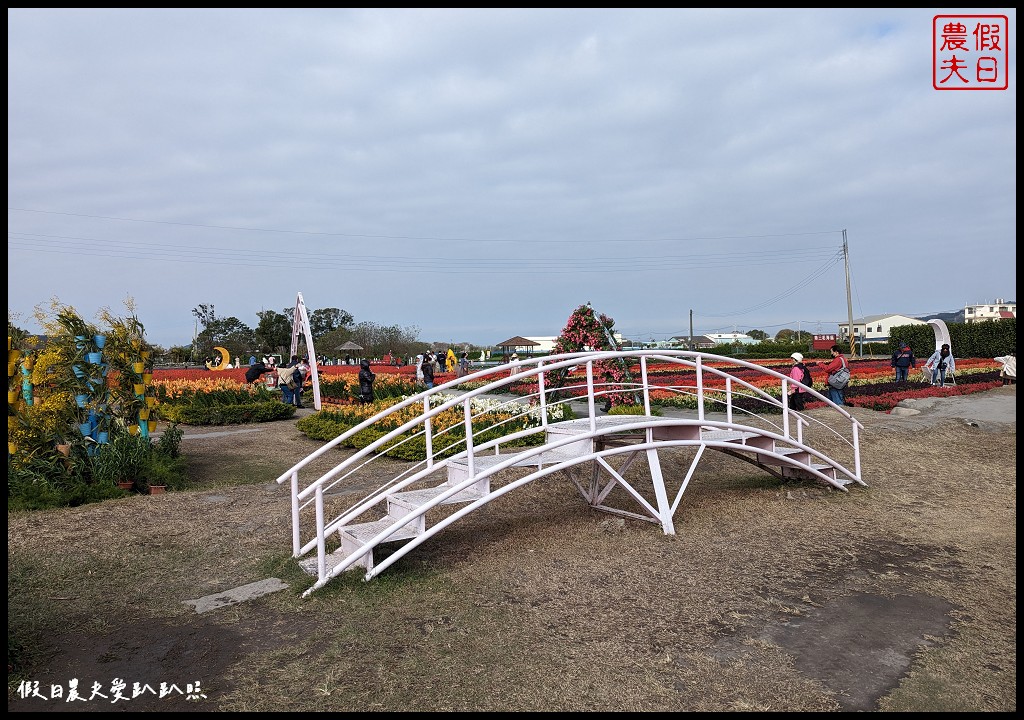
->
[
  {"left": 705, "top": 333, "right": 758, "bottom": 346},
  {"left": 670, "top": 335, "right": 716, "bottom": 349},
  {"left": 964, "top": 298, "right": 1016, "bottom": 324},
  {"left": 838, "top": 314, "right": 926, "bottom": 345},
  {"left": 523, "top": 336, "right": 557, "bottom": 352}
]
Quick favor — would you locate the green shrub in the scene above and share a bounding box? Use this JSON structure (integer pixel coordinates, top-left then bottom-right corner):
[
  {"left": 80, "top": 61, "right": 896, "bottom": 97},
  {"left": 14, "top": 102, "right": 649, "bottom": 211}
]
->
[
  {"left": 8, "top": 448, "right": 125, "bottom": 512},
  {"left": 90, "top": 432, "right": 150, "bottom": 486},
  {"left": 156, "top": 422, "right": 184, "bottom": 458},
  {"left": 296, "top": 413, "right": 353, "bottom": 442},
  {"left": 608, "top": 403, "right": 662, "bottom": 416},
  {"left": 141, "top": 453, "right": 189, "bottom": 491},
  {"left": 161, "top": 400, "right": 295, "bottom": 425},
  {"left": 381, "top": 434, "right": 427, "bottom": 461}
]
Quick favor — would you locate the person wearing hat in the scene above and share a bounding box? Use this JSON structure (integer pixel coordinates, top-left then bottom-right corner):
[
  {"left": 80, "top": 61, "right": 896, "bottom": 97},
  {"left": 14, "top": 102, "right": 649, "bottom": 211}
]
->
[
  {"left": 891, "top": 341, "right": 916, "bottom": 383},
  {"left": 509, "top": 352, "right": 520, "bottom": 376},
  {"left": 787, "top": 352, "right": 810, "bottom": 411}
]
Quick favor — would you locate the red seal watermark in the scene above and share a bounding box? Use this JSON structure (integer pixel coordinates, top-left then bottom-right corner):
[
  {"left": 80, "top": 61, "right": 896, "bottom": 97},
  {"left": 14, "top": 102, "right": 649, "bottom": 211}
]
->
[{"left": 933, "top": 14, "right": 1009, "bottom": 90}]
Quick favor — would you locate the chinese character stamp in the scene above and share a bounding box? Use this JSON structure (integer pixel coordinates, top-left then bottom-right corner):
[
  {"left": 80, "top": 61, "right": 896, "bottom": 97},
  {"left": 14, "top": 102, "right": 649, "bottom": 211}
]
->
[{"left": 934, "top": 15, "right": 1009, "bottom": 90}]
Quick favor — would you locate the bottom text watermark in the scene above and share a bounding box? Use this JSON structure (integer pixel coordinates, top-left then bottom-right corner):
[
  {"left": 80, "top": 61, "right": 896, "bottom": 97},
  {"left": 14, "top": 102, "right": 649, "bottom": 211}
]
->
[{"left": 16, "top": 679, "right": 207, "bottom": 703}]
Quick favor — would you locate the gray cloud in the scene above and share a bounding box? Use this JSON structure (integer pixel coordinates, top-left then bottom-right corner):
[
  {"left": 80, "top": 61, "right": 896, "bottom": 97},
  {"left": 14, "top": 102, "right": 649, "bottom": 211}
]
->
[{"left": 8, "top": 8, "right": 1016, "bottom": 347}]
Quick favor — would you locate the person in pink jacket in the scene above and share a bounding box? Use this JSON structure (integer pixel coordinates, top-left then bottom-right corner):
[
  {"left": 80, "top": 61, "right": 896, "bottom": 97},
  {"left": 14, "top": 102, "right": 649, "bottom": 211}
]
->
[{"left": 787, "top": 352, "right": 811, "bottom": 411}]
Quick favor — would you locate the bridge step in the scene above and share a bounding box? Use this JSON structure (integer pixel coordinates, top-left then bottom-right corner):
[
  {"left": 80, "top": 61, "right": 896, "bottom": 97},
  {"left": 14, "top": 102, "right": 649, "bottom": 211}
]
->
[
  {"left": 389, "top": 482, "right": 487, "bottom": 512},
  {"left": 700, "top": 429, "right": 763, "bottom": 443},
  {"left": 298, "top": 515, "right": 425, "bottom": 578},
  {"left": 446, "top": 447, "right": 582, "bottom": 485},
  {"left": 339, "top": 516, "right": 422, "bottom": 545},
  {"left": 298, "top": 550, "right": 349, "bottom": 577},
  {"left": 324, "top": 479, "right": 494, "bottom": 577}
]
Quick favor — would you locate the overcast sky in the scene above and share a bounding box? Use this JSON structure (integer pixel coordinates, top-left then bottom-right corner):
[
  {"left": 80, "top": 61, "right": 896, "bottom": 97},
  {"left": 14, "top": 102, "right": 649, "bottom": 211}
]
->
[{"left": 8, "top": 8, "right": 1017, "bottom": 349}]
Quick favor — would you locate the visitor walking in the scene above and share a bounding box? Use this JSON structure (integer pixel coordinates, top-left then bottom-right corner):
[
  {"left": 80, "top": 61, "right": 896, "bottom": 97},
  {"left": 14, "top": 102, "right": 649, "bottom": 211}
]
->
[
  {"left": 293, "top": 356, "right": 310, "bottom": 408},
  {"left": 421, "top": 352, "right": 435, "bottom": 389},
  {"left": 924, "top": 344, "right": 955, "bottom": 387},
  {"left": 823, "top": 344, "right": 850, "bottom": 406},
  {"left": 277, "top": 363, "right": 298, "bottom": 406},
  {"left": 787, "top": 352, "right": 811, "bottom": 411},
  {"left": 891, "top": 342, "right": 916, "bottom": 383}
]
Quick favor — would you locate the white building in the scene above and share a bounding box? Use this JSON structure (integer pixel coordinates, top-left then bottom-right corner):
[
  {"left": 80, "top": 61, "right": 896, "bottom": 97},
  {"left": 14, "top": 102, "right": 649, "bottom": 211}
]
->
[
  {"left": 670, "top": 335, "right": 717, "bottom": 349},
  {"left": 838, "top": 314, "right": 925, "bottom": 344},
  {"left": 705, "top": 332, "right": 758, "bottom": 346},
  {"left": 524, "top": 334, "right": 624, "bottom": 353},
  {"left": 964, "top": 298, "right": 1016, "bottom": 324}
]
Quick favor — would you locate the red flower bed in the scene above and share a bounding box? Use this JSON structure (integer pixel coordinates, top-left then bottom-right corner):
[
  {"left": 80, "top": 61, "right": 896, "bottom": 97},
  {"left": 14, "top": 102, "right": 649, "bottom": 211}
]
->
[{"left": 151, "top": 358, "right": 1002, "bottom": 415}]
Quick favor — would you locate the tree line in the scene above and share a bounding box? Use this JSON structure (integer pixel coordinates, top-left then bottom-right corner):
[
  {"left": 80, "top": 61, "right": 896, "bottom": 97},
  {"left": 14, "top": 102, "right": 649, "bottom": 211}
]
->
[{"left": 174, "top": 304, "right": 426, "bottom": 365}]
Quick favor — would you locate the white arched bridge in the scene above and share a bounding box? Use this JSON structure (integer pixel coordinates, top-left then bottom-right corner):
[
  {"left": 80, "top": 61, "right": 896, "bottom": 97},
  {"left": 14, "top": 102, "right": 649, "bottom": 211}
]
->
[{"left": 275, "top": 350, "right": 866, "bottom": 596}]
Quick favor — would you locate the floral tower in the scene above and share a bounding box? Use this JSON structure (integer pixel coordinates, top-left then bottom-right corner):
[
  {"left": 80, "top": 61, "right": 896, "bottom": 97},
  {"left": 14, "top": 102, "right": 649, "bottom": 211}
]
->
[{"left": 551, "top": 303, "right": 636, "bottom": 409}]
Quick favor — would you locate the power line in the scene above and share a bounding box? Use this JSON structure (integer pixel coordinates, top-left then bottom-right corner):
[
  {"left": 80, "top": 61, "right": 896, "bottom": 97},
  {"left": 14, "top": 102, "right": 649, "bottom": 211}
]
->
[
  {"left": 8, "top": 231, "right": 841, "bottom": 274},
  {"left": 698, "top": 249, "right": 844, "bottom": 317},
  {"left": 8, "top": 206, "right": 844, "bottom": 246}
]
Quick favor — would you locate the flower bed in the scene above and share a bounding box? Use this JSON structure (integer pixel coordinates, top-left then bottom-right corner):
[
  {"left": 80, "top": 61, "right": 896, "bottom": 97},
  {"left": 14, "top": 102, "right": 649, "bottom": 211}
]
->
[{"left": 140, "top": 357, "right": 1004, "bottom": 426}]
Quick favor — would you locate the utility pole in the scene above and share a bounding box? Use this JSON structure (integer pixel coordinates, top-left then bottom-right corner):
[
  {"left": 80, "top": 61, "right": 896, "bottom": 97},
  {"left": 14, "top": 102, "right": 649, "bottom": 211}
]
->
[
  {"left": 689, "top": 309, "right": 694, "bottom": 350},
  {"left": 843, "top": 229, "right": 855, "bottom": 356}
]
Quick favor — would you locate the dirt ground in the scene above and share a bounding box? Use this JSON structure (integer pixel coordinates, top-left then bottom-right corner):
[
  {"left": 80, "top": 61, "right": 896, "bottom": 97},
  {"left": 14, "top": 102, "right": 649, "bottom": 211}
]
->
[{"left": 7, "top": 387, "right": 1016, "bottom": 712}]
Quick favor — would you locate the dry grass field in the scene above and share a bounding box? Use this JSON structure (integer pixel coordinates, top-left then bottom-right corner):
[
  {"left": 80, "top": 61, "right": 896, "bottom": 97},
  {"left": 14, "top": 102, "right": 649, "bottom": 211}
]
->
[{"left": 8, "top": 387, "right": 1016, "bottom": 712}]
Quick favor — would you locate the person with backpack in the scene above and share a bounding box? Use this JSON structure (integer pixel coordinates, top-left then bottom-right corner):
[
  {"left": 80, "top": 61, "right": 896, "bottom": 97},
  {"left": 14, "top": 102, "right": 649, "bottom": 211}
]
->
[
  {"left": 824, "top": 344, "right": 850, "bottom": 406},
  {"left": 787, "top": 352, "right": 812, "bottom": 411}
]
